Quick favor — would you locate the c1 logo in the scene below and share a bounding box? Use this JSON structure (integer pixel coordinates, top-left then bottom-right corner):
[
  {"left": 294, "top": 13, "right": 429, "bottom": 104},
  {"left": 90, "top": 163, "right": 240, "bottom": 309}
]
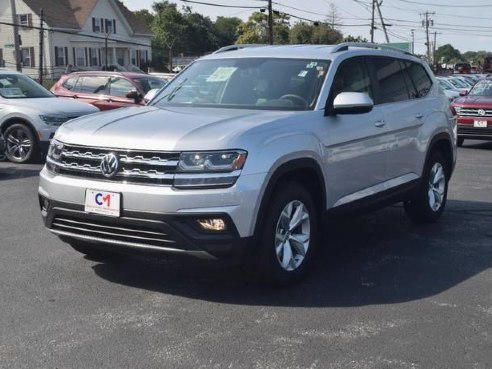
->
[{"left": 95, "top": 193, "right": 111, "bottom": 207}]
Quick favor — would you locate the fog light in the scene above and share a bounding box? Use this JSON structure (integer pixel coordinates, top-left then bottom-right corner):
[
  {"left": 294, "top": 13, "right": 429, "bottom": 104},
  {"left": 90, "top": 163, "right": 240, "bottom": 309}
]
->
[
  {"left": 196, "top": 218, "right": 227, "bottom": 232},
  {"left": 39, "top": 195, "right": 50, "bottom": 212}
]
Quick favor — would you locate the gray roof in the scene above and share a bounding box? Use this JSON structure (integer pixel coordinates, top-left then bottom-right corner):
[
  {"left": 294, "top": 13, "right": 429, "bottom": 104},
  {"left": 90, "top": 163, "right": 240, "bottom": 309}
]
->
[{"left": 23, "top": 0, "right": 151, "bottom": 34}]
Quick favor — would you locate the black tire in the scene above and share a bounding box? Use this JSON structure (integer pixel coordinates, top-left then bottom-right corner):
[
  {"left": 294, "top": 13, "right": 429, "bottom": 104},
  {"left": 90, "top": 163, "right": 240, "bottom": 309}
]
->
[
  {"left": 404, "top": 151, "right": 449, "bottom": 224},
  {"left": 256, "top": 181, "right": 318, "bottom": 286},
  {"left": 457, "top": 137, "right": 464, "bottom": 147},
  {"left": 4, "top": 123, "right": 38, "bottom": 163},
  {"left": 68, "top": 240, "right": 114, "bottom": 260}
]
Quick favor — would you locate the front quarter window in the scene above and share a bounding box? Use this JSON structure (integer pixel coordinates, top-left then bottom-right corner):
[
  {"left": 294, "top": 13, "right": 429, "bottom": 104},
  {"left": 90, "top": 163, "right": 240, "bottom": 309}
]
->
[{"left": 151, "top": 58, "right": 330, "bottom": 111}]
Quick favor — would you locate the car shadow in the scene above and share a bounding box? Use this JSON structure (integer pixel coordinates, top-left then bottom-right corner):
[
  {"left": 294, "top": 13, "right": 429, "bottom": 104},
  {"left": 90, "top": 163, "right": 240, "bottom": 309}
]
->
[
  {"left": 461, "top": 140, "right": 492, "bottom": 150},
  {"left": 92, "top": 199, "right": 492, "bottom": 307},
  {"left": 0, "top": 163, "right": 43, "bottom": 181}
]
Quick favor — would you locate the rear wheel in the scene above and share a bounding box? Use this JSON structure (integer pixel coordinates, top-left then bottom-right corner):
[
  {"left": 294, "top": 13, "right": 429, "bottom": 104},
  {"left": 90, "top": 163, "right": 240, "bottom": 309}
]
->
[
  {"left": 256, "top": 181, "right": 318, "bottom": 286},
  {"left": 4, "top": 123, "right": 38, "bottom": 163},
  {"left": 404, "top": 151, "right": 449, "bottom": 224}
]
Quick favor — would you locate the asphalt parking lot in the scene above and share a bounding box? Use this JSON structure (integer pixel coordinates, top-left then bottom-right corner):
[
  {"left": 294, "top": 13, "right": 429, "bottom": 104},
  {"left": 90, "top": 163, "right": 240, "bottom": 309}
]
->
[{"left": 1, "top": 142, "right": 492, "bottom": 369}]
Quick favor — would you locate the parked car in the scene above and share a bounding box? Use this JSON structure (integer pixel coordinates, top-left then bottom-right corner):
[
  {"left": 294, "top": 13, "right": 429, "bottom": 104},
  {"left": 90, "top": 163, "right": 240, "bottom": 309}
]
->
[
  {"left": 436, "top": 77, "right": 460, "bottom": 101},
  {"left": 40, "top": 43, "right": 456, "bottom": 285},
  {"left": 444, "top": 76, "right": 471, "bottom": 93},
  {"left": 451, "top": 77, "right": 492, "bottom": 146},
  {"left": 51, "top": 72, "right": 167, "bottom": 110},
  {"left": 454, "top": 62, "right": 471, "bottom": 74},
  {"left": 0, "top": 71, "right": 98, "bottom": 163}
]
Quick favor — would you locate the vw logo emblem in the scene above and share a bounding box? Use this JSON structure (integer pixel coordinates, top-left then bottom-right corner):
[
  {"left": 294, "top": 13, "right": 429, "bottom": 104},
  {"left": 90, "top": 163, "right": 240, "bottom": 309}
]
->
[
  {"left": 100, "top": 153, "right": 119, "bottom": 178},
  {"left": 478, "top": 109, "right": 486, "bottom": 116}
]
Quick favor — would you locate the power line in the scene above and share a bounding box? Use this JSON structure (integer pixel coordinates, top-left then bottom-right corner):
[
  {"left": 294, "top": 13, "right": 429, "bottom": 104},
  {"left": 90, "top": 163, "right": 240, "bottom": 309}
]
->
[
  {"left": 179, "top": 0, "right": 263, "bottom": 9},
  {"left": 397, "top": 0, "right": 492, "bottom": 7}
]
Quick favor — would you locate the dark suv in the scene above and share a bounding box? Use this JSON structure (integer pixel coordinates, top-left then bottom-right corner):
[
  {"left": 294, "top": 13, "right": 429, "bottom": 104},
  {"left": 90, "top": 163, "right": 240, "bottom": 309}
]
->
[
  {"left": 51, "top": 72, "right": 167, "bottom": 110},
  {"left": 451, "top": 77, "right": 492, "bottom": 146}
]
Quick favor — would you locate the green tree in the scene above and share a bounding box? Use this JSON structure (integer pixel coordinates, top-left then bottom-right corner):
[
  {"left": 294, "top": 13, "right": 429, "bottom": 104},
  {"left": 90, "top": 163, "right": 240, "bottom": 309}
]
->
[
  {"left": 236, "top": 11, "right": 289, "bottom": 44},
  {"left": 435, "top": 44, "right": 462, "bottom": 64},
  {"left": 182, "top": 7, "right": 215, "bottom": 55},
  {"left": 133, "top": 9, "right": 154, "bottom": 26},
  {"left": 343, "top": 34, "right": 368, "bottom": 43},
  {"left": 311, "top": 24, "right": 343, "bottom": 44},
  {"left": 212, "top": 17, "right": 242, "bottom": 48},
  {"left": 289, "top": 22, "right": 313, "bottom": 44}
]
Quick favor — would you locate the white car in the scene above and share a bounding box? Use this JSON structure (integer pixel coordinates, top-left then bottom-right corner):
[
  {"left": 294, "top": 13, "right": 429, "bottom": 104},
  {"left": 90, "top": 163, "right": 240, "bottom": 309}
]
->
[
  {"left": 436, "top": 77, "right": 460, "bottom": 101},
  {"left": 0, "top": 71, "right": 99, "bottom": 163}
]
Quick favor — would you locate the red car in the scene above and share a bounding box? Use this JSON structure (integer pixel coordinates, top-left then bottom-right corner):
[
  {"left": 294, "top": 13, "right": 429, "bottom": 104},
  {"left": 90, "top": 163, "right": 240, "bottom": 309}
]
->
[
  {"left": 451, "top": 77, "right": 492, "bottom": 146},
  {"left": 51, "top": 72, "right": 167, "bottom": 110}
]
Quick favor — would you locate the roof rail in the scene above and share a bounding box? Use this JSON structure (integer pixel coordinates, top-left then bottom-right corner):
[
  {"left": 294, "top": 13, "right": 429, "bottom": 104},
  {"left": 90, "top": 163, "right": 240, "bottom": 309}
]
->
[
  {"left": 213, "top": 44, "right": 267, "bottom": 54},
  {"left": 332, "top": 42, "right": 414, "bottom": 56}
]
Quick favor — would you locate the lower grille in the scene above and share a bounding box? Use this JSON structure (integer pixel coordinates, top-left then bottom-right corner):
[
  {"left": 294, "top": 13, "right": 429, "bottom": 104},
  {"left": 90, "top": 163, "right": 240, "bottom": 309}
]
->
[
  {"left": 51, "top": 216, "right": 177, "bottom": 248},
  {"left": 458, "top": 126, "right": 492, "bottom": 137}
]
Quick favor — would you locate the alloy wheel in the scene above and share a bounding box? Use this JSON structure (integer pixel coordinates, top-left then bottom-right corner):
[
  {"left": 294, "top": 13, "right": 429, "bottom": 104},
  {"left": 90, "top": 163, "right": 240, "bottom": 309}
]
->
[
  {"left": 6, "top": 127, "right": 32, "bottom": 161},
  {"left": 428, "top": 162, "right": 446, "bottom": 212}
]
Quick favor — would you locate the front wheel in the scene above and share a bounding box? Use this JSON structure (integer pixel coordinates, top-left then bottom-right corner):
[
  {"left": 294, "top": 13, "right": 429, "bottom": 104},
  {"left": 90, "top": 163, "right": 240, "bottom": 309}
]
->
[
  {"left": 256, "top": 182, "right": 318, "bottom": 286},
  {"left": 457, "top": 137, "right": 464, "bottom": 147},
  {"left": 4, "top": 123, "right": 38, "bottom": 163},
  {"left": 404, "top": 151, "right": 449, "bottom": 224}
]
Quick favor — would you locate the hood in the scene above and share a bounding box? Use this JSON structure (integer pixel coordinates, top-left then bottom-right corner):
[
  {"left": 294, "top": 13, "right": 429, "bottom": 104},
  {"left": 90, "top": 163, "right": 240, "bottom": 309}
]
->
[
  {"left": 56, "top": 106, "right": 296, "bottom": 151},
  {"left": 8, "top": 97, "right": 98, "bottom": 116},
  {"left": 454, "top": 95, "right": 492, "bottom": 106}
]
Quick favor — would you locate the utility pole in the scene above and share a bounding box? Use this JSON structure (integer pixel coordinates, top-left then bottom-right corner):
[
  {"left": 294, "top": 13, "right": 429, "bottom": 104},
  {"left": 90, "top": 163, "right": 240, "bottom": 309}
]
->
[
  {"left": 267, "top": 0, "right": 273, "bottom": 45},
  {"left": 10, "top": 0, "right": 22, "bottom": 72},
  {"left": 376, "top": 0, "right": 390, "bottom": 43},
  {"left": 39, "top": 9, "right": 44, "bottom": 84},
  {"left": 421, "top": 11, "right": 435, "bottom": 64},
  {"left": 411, "top": 29, "right": 415, "bottom": 54},
  {"left": 370, "top": 0, "right": 376, "bottom": 43}
]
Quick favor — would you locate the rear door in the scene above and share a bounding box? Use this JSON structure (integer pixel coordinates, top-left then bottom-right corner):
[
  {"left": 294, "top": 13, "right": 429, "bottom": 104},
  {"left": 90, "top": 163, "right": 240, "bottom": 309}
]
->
[
  {"left": 372, "top": 57, "right": 433, "bottom": 182},
  {"left": 71, "top": 75, "right": 111, "bottom": 110}
]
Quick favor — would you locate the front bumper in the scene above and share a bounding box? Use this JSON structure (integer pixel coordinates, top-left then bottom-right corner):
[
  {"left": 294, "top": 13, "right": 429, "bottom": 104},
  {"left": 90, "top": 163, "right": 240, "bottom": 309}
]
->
[
  {"left": 457, "top": 121, "right": 492, "bottom": 140},
  {"left": 39, "top": 167, "right": 265, "bottom": 259}
]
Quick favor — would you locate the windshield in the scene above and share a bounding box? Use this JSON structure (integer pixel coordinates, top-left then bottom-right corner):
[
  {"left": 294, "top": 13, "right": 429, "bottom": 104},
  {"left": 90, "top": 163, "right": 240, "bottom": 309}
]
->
[
  {"left": 133, "top": 76, "right": 168, "bottom": 94},
  {"left": 438, "top": 79, "right": 454, "bottom": 91},
  {"left": 0, "top": 74, "right": 53, "bottom": 99},
  {"left": 469, "top": 79, "right": 492, "bottom": 96},
  {"left": 151, "top": 58, "right": 330, "bottom": 110},
  {"left": 447, "top": 78, "right": 468, "bottom": 89}
]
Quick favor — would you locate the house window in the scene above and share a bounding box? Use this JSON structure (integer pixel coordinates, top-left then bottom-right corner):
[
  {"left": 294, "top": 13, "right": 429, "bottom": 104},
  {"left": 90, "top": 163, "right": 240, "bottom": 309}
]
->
[
  {"left": 92, "top": 18, "right": 101, "bottom": 33},
  {"left": 130, "top": 50, "right": 136, "bottom": 65},
  {"left": 89, "top": 48, "right": 98, "bottom": 66},
  {"left": 18, "top": 14, "right": 32, "bottom": 28},
  {"left": 105, "top": 19, "right": 113, "bottom": 34},
  {"left": 75, "top": 48, "right": 85, "bottom": 67},
  {"left": 21, "top": 47, "right": 34, "bottom": 67},
  {"left": 55, "top": 46, "right": 67, "bottom": 66}
]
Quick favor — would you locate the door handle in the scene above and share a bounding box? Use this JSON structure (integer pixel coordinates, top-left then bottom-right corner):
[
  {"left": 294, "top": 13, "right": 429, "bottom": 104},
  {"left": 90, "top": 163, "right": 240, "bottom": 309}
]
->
[
  {"left": 375, "top": 120, "right": 385, "bottom": 128},
  {"left": 72, "top": 95, "right": 78, "bottom": 99},
  {"left": 415, "top": 113, "right": 424, "bottom": 119}
]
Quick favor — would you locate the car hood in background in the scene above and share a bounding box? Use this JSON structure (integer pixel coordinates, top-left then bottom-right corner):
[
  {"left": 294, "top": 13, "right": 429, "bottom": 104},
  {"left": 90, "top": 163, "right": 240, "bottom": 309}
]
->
[
  {"left": 56, "top": 106, "right": 297, "bottom": 151},
  {"left": 454, "top": 96, "right": 492, "bottom": 106},
  {"left": 7, "top": 97, "right": 99, "bottom": 115}
]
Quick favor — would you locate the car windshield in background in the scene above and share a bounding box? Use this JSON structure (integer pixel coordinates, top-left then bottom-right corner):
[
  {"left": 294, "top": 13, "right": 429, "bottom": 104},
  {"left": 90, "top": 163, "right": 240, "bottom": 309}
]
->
[
  {"left": 468, "top": 79, "right": 492, "bottom": 96},
  {"left": 151, "top": 58, "right": 330, "bottom": 110},
  {"left": 133, "top": 77, "right": 167, "bottom": 94},
  {"left": 0, "top": 74, "right": 53, "bottom": 99}
]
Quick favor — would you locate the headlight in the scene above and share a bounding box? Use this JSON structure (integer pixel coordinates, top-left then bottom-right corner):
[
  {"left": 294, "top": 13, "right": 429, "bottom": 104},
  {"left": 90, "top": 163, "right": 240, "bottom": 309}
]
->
[
  {"left": 174, "top": 150, "right": 247, "bottom": 189},
  {"left": 40, "top": 115, "right": 70, "bottom": 126},
  {"left": 454, "top": 106, "right": 461, "bottom": 113},
  {"left": 47, "top": 139, "right": 64, "bottom": 160}
]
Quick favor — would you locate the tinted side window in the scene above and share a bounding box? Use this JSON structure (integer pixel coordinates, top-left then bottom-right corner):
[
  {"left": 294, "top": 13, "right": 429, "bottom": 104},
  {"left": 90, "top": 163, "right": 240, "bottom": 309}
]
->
[
  {"left": 109, "top": 77, "right": 134, "bottom": 98},
  {"left": 330, "top": 57, "right": 373, "bottom": 102},
  {"left": 406, "top": 62, "right": 432, "bottom": 98},
  {"left": 62, "top": 76, "right": 78, "bottom": 91},
  {"left": 372, "top": 57, "right": 409, "bottom": 104},
  {"left": 73, "top": 76, "right": 109, "bottom": 94}
]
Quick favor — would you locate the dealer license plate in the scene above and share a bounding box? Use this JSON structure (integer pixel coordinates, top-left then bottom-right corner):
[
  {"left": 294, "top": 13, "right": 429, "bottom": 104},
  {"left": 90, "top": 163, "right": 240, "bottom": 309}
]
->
[
  {"left": 84, "top": 189, "right": 121, "bottom": 217},
  {"left": 474, "top": 120, "right": 488, "bottom": 128}
]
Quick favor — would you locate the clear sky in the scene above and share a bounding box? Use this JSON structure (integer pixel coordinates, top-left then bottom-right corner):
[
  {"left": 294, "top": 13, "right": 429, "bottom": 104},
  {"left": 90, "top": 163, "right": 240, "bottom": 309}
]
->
[{"left": 121, "top": 0, "right": 492, "bottom": 55}]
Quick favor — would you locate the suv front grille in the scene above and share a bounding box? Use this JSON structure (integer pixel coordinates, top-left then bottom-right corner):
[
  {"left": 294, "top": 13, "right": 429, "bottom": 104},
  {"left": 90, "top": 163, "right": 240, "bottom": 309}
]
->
[
  {"left": 458, "top": 108, "right": 492, "bottom": 117},
  {"left": 53, "top": 144, "right": 180, "bottom": 185}
]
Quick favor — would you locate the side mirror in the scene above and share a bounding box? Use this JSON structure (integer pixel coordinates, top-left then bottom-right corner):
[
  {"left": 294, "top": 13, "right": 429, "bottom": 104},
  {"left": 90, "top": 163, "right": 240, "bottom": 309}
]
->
[
  {"left": 327, "top": 92, "right": 374, "bottom": 116},
  {"left": 143, "top": 88, "right": 159, "bottom": 104},
  {"left": 459, "top": 89, "right": 468, "bottom": 96},
  {"left": 126, "top": 89, "right": 142, "bottom": 101}
]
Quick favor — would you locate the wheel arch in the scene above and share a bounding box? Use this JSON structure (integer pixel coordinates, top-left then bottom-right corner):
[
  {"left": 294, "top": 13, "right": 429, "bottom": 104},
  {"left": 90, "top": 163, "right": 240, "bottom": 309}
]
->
[
  {"left": 251, "top": 158, "right": 326, "bottom": 238},
  {"left": 1, "top": 117, "right": 38, "bottom": 139},
  {"left": 425, "top": 132, "right": 455, "bottom": 179}
]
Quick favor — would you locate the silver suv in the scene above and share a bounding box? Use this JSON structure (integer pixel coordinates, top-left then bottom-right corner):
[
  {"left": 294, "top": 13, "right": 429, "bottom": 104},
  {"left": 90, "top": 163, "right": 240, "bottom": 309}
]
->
[{"left": 39, "top": 43, "right": 456, "bottom": 285}]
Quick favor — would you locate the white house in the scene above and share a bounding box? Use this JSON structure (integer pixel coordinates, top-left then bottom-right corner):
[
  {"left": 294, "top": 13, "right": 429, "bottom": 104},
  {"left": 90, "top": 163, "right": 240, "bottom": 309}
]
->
[{"left": 0, "top": 0, "right": 153, "bottom": 79}]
